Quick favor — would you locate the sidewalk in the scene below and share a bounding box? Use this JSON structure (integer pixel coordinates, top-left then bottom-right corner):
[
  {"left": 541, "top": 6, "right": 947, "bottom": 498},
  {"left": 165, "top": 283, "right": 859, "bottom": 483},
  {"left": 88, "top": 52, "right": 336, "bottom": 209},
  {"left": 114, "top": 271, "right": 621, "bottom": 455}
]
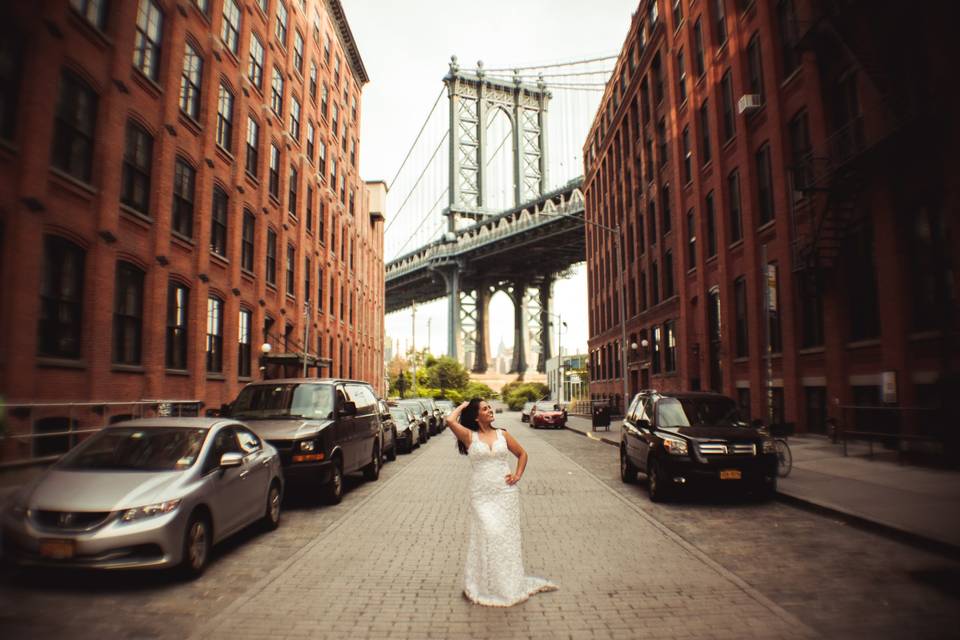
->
[{"left": 563, "top": 414, "right": 960, "bottom": 555}]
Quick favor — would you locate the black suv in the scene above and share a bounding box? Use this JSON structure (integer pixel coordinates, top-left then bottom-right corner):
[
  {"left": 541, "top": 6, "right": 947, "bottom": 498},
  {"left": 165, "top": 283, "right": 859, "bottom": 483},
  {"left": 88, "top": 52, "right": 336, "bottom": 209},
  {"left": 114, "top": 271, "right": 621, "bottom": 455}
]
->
[
  {"left": 620, "top": 390, "right": 778, "bottom": 501},
  {"left": 226, "top": 378, "right": 383, "bottom": 504}
]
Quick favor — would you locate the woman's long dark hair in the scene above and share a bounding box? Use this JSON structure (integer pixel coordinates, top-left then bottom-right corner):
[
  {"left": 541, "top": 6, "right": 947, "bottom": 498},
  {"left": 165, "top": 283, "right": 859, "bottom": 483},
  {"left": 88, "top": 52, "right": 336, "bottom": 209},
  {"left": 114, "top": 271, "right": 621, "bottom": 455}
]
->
[{"left": 456, "top": 397, "right": 484, "bottom": 455}]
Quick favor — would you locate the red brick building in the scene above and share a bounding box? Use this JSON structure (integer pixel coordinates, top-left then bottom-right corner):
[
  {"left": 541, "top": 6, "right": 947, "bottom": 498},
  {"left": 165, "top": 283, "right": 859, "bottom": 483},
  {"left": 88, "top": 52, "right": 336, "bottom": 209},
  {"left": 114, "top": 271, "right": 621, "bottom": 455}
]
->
[
  {"left": 0, "top": 0, "right": 385, "bottom": 463},
  {"left": 584, "top": 0, "right": 958, "bottom": 438}
]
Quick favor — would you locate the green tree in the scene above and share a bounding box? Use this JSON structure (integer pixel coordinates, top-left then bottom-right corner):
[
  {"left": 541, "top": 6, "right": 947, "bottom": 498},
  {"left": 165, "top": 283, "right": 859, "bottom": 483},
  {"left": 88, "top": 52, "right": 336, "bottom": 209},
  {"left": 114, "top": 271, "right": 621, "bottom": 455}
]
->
[
  {"left": 426, "top": 356, "right": 470, "bottom": 396},
  {"left": 447, "top": 381, "right": 496, "bottom": 403}
]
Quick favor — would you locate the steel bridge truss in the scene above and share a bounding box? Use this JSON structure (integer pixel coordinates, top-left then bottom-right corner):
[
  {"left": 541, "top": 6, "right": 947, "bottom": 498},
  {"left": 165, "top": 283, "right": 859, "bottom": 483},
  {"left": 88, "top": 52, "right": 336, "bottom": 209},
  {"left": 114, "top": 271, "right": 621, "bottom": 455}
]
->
[{"left": 444, "top": 56, "right": 550, "bottom": 228}]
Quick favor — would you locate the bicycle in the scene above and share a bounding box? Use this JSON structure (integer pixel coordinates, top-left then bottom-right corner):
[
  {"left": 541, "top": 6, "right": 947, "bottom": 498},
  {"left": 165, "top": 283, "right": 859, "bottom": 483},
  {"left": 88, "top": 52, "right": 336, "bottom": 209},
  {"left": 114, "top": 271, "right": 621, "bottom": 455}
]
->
[
  {"left": 756, "top": 421, "right": 793, "bottom": 478},
  {"left": 773, "top": 436, "right": 792, "bottom": 478}
]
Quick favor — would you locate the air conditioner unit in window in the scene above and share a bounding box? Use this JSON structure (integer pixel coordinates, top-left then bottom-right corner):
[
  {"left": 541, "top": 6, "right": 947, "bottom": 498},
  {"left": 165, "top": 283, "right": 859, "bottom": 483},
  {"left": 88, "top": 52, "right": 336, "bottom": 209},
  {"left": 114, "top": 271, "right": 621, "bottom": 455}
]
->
[{"left": 738, "top": 94, "right": 763, "bottom": 114}]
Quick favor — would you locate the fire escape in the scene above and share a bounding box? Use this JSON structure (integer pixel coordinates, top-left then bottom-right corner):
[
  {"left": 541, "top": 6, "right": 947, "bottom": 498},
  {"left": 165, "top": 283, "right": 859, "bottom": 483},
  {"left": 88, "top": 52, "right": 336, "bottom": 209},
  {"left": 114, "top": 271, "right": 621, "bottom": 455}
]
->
[{"left": 789, "top": 0, "right": 911, "bottom": 275}]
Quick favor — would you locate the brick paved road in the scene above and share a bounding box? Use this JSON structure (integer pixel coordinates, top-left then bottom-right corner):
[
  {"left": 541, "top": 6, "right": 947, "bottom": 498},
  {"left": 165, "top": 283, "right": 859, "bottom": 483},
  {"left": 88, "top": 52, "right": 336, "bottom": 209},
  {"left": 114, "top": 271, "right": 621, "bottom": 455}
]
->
[
  {"left": 1, "top": 411, "right": 957, "bottom": 639},
  {"left": 187, "top": 416, "right": 814, "bottom": 640},
  {"left": 544, "top": 419, "right": 960, "bottom": 640}
]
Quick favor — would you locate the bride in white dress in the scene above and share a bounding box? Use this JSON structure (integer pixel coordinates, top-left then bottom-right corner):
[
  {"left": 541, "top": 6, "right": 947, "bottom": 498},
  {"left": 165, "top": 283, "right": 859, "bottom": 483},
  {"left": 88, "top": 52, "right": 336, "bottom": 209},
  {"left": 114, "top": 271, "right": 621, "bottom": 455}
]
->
[{"left": 445, "top": 399, "right": 557, "bottom": 607}]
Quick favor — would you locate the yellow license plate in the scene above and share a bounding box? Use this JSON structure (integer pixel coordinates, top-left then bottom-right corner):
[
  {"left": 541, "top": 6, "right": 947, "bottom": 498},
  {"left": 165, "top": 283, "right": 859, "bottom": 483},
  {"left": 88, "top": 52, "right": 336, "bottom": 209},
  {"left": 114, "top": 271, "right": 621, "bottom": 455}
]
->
[
  {"left": 39, "top": 539, "right": 75, "bottom": 559},
  {"left": 719, "top": 469, "right": 742, "bottom": 480}
]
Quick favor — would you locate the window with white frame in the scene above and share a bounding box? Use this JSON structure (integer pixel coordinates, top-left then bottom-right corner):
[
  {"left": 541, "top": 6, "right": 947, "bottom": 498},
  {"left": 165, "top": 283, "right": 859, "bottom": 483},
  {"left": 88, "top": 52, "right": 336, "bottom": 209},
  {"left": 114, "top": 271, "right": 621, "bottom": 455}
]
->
[
  {"left": 179, "top": 43, "right": 202, "bottom": 120},
  {"left": 133, "top": 0, "right": 163, "bottom": 81},
  {"left": 271, "top": 67, "right": 284, "bottom": 116},
  {"left": 248, "top": 33, "right": 264, "bottom": 89},
  {"left": 216, "top": 84, "right": 234, "bottom": 152},
  {"left": 221, "top": 0, "right": 241, "bottom": 54}
]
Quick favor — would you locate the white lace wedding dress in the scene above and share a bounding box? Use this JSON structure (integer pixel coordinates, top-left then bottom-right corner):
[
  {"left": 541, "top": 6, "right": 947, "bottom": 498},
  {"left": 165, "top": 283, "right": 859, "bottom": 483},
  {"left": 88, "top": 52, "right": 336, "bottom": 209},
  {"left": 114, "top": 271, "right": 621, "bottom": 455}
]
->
[{"left": 463, "top": 429, "right": 557, "bottom": 606}]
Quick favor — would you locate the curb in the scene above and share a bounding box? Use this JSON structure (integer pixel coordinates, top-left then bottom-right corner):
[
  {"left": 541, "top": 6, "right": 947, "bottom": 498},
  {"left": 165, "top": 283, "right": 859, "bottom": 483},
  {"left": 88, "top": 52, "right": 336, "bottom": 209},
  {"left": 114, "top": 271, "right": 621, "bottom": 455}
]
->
[
  {"left": 562, "top": 423, "right": 619, "bottom": 447},
  {"left": 563, "top": 421, "right": 960, "bottom": 561},
  {"left": 774, "top": 489, "right": 960, "bottom": 560}
]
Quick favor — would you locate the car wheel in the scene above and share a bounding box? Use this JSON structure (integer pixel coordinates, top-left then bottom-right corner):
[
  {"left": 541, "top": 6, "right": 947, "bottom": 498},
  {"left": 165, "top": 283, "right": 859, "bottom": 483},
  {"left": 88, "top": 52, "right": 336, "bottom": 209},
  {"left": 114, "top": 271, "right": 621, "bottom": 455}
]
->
[
  {"left": 324, "top": 458, "right": 344, "bottom": 505},
  {"left": 648, "top": 459, "right": 670, "bottom": 503},
  {"left": 387, "top": 430, "right": 398, "bottom": 461},
  {"left": 756, "top": 478, "right": 778, "bottom": 502},
  {"left": 262, "top": 481, "right": 282, "bottom": 531},
  {"left": 363, "top": 442, "right": 381, "bottom": 481},
  {"left": 620, "top": 447, "right": 637, "bottom": 483},
  {"left": 179, "top": 512, "right": 211, "bottom": 579}
]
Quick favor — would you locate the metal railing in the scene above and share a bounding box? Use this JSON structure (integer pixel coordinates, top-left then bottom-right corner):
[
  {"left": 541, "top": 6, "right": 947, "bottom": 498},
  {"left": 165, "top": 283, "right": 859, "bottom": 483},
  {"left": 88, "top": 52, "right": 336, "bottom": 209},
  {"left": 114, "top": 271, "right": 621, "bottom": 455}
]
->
[{"left": 0, "top": 399, "right": 201, "bottom": 469}]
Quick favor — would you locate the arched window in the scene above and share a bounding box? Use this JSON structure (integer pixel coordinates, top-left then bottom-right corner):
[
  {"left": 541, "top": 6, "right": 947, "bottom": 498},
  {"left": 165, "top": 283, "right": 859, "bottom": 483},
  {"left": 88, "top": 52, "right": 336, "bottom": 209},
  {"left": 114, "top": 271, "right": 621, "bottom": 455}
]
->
[
  {"left": 38, "top": 235, "right": 85, "bottom": 359},
  {"left": 113, "top": 261, "right": 145, "bottom": 365}
]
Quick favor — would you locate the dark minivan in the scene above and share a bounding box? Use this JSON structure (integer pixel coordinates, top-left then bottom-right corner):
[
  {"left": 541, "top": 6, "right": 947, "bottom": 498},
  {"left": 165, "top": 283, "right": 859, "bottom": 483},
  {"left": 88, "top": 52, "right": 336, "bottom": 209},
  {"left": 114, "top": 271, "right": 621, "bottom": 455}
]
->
[
  {"left": 620, "top": 390, "right": 778, "bottom": 502},
  {"left": 227, "top": 378, "right": 383, "bottom": 504}
]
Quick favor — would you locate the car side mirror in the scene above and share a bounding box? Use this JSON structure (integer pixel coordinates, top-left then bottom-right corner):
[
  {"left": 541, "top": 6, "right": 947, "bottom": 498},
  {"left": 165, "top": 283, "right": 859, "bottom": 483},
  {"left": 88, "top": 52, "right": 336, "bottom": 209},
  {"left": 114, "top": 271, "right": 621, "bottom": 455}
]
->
[
  {"left": 220, "top": 451, "right": 243, "bottom": 468},
  {"left": 338, "top": 401, "right": 357, "bottom": 416}
]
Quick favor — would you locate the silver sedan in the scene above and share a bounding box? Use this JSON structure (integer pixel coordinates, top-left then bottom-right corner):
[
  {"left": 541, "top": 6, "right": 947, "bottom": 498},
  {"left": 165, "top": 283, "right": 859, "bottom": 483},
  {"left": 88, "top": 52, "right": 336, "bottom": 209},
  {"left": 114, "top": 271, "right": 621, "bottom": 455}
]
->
[{"left": 1, "top": 418, "right": 283, "bottom": 577}]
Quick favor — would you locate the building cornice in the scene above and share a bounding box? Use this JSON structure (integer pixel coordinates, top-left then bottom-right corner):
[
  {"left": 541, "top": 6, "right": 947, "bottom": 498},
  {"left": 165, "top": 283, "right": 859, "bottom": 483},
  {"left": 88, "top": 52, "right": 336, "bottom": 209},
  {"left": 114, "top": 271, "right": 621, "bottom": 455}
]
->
[{"left": 327, "top": 0, "right": 369, "bottom": 85}]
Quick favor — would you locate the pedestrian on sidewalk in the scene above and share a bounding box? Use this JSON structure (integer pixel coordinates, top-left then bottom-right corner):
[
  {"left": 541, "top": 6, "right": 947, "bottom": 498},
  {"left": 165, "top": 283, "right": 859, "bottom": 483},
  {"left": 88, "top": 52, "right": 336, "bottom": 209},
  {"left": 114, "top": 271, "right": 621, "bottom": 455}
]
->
[{"left": 446, "top": 399, "right": 558, "bottom": 607}]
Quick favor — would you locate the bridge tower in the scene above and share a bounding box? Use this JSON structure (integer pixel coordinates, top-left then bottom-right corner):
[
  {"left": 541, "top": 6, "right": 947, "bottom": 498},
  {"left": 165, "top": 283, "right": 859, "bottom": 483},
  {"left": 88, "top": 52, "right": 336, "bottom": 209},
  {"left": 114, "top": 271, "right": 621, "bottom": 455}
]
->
[{"left": 439, "top": 56, "right": 553, "bottom": 368}]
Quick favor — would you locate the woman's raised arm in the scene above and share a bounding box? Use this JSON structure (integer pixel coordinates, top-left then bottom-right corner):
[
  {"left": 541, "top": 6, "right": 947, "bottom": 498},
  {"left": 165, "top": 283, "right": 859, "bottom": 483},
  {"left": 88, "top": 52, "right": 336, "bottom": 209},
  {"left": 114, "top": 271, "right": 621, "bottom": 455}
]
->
[{"left": 445, "top": 401, "right": 474, "bottom": 449}]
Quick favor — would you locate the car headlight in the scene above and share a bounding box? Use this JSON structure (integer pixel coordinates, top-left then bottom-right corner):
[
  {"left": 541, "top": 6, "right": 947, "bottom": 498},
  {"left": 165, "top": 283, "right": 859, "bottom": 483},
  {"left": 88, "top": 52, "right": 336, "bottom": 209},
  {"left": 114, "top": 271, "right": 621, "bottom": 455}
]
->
[
  {"left": 299, "top": 440, "right": 316, "bottom": 452},
  {"left": 662, "top": 436, "right": 689, "bottom": 456},
  {"left": 7, "top": 499, "right": 28, "bottom": 519},
  {"left": 761, "top": 438, "right": 776, "bottom": 454},
  {"left": 121, "top": 499, "right": 181, "bottom": 522}
]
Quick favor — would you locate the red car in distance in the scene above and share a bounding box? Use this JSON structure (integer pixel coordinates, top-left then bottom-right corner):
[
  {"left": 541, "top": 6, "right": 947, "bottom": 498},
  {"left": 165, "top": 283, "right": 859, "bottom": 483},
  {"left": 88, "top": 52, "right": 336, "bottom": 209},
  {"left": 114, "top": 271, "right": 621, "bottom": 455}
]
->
[{"left": 530, "top": 403, "right": 568, "bottom": 429}]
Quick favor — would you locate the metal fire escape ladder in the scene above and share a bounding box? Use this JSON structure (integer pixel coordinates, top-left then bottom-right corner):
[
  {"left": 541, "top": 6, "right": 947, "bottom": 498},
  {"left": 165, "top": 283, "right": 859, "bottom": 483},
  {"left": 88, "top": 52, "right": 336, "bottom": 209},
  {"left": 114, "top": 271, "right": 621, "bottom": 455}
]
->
[{"left": 788, "top": 1, "right": 905, "bottom": 274}]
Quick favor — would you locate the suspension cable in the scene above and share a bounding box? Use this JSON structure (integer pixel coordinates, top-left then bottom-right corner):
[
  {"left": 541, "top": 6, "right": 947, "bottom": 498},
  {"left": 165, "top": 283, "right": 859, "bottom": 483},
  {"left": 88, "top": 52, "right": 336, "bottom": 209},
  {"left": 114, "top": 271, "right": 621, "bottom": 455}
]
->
[
  {"left": 383, "top": 130, "right": 448, "bottom": 234},
  {"left": 388, "top": 126, "right": 512, "bottom": 259},
  {"left": 484, "top": 68, "right": 615, "bottom": 79},
  {"left": 391, "top": 192, "right": 449, "bottom": 258},
  {"left": 386, "top": 86, "right": 446, "bottom": 192},
  {"left": 482, "top": 54, "right": 618, "bottom": 73}
]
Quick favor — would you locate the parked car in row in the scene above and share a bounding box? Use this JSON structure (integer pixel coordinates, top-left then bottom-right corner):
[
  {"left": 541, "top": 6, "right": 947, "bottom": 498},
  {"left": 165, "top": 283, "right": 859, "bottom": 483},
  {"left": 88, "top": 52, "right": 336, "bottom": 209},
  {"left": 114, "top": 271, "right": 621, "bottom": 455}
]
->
[
  {"left": 520, "top": 401, "right": 536, "bottom": 422},
  {"left": 530, "top": 403, "right": 567, "bottom": 429},
  {"left": 434, "top": 399, "right": 455, "bottom": 420},
  {"left": 227, "top": 378, "right": 384, "bottom": 504},
  {"left": 375, "top": 400, "right": 399, "bottom": 463},
  {"left": 1, "top": 418, "right": 283, "bottom": 577},
  {"left": 395, "top": 398, "right": 433, "bottom": 441},
  {"left": 619, "top": 390, "right": 779, "bottom": 502},
  {"left": 389, "top": 405, "right": 421, "bottom": 453}
]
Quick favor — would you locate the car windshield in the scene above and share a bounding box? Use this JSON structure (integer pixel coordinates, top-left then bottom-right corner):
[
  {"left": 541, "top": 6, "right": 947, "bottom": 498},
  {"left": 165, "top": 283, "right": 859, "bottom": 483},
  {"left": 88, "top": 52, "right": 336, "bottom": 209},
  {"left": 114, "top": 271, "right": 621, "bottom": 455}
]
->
[
  {"left": 398, "top": 401, "right": 423, "bottom": 414},
  {"left": 657, "top": 397, "right": 741, "bottom": 428},
  {"left": 232, "top": 383, "right": 334, "bottom": 420},
  {"left": 389, "top": 409, "right": 408, "bottom": 423},
  {"left": 523, "top": 402, "right": 534, "bottom": 411},
  {"left": 58, "top": 427, "right": 208, "bottom": 472}
]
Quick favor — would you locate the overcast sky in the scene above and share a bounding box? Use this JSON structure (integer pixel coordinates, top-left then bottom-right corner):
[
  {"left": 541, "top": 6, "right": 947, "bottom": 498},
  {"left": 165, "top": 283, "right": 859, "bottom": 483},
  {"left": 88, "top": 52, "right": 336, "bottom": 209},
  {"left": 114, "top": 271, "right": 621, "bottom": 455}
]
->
[{"left": 343, "top": 0, "right": 637, "bottom": 361}]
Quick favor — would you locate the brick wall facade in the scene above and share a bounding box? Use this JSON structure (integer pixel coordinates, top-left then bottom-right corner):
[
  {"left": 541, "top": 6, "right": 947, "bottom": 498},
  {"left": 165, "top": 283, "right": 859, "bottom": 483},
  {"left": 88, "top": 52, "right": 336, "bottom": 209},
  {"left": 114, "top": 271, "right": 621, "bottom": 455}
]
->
[
  {"left": 0, "top": 0, "right": 384, "bottom": 462},
  {"left": 583, "top": 0, "right": 959, "bottom": 435}
]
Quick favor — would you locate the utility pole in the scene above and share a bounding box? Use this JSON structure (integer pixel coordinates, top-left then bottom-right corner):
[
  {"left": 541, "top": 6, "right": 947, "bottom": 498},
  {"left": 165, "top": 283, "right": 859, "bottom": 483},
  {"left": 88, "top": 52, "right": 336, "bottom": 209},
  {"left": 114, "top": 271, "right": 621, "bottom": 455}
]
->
[
  {"left": 302, "top": 305, "right": 310, "bottom": 378},
  {"left": 761, "top": 244, "right": 774, "bottom": 423},
  {"left": 557, "top": 315, "right": 564, "bottom": 405},
  {"left": 411, "top": 301, "right": 418, "bottom": 395}
]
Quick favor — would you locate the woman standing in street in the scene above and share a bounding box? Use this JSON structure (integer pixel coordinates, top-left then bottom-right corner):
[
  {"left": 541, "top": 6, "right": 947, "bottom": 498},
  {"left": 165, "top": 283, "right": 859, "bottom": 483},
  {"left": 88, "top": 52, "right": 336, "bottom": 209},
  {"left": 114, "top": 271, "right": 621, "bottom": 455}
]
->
[{"left": 445, "top": 398, "right": 557, "bottom": 607}]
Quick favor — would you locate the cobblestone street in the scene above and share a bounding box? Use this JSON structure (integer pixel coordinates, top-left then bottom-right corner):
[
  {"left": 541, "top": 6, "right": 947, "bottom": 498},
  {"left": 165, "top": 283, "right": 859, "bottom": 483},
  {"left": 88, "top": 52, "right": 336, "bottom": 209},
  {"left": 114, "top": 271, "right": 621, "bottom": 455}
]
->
[{"left": 2, "top": 413, "right": 958, "bottom": 639}]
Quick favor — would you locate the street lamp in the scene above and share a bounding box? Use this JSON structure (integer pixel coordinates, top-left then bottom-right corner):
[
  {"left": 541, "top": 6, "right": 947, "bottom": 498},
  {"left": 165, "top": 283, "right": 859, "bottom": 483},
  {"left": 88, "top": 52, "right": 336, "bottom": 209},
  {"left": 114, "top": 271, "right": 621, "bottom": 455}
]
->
[
  {"left": 260, "top": 342, "right": 272, "bottom": 379},
  {"left": 537, "top": 210, "right": 629, "bottom": 414},
  {"left": 546, "top": 312, "right": 567, "bottom": 405}
]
